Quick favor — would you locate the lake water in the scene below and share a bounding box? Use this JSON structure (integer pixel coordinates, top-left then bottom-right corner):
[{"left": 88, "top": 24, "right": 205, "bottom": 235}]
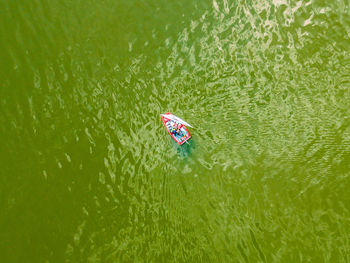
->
[{"left": 1, "top": 0, "right": 350, "bottom": 262}]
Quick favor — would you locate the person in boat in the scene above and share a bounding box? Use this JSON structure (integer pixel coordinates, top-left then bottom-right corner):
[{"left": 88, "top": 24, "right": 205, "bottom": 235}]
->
[{"left": 171, "top": 122, "right": 183, "bottom": 136}]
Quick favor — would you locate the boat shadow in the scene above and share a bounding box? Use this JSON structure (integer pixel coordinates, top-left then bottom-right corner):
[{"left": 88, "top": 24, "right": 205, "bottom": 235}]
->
[{"left": 172, "top": 136, "right": 196, "bottom": 158}]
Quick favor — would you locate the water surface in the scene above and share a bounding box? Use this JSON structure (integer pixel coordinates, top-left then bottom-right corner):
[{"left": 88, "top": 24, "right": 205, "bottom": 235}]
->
[{"left": 1, "top": 0, "right": 350, "bottom": 262}]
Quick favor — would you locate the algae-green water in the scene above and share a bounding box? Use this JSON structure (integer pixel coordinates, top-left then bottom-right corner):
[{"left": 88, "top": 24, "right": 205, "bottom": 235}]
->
[{"left": 1, "top": 0, "right": 350, "bottom": 262}]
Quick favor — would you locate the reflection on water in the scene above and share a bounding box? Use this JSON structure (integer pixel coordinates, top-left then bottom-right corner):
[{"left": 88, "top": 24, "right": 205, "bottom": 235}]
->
[{"left": 1, "top": 0, "right": 350, "bottom": 262}]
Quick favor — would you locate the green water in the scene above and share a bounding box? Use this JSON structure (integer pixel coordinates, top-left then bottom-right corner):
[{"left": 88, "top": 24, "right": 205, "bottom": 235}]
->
[{"left": 1, "top": 0, "right": 350, "bottom": 262}]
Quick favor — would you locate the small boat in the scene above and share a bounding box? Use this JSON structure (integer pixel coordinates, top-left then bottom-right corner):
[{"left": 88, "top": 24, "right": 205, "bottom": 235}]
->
[{"left": 161, "top": 113, "right": 192, "bottom": 145}]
